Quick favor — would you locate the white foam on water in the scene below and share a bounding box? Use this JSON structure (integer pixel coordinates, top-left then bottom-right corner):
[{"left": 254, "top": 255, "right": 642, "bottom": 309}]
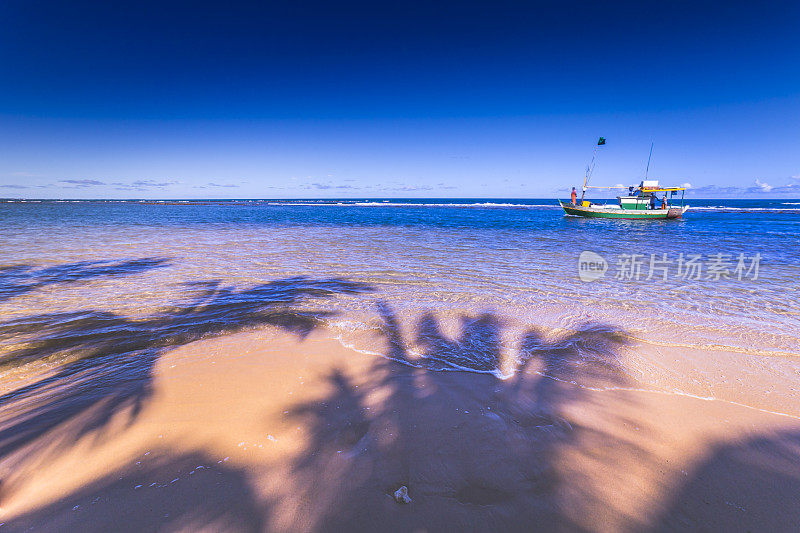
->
[
  {"left": 330, "top": 332, "right": 515, "bottom": 380},
  {"left": 260, "top": 201, "right": 559, "bottom": 209},
  {"left": 691, "top": 206, "right": 800, "bottom": 212},
  {"left": 329, "top": 326, "right": 800, "bottom": 420}
]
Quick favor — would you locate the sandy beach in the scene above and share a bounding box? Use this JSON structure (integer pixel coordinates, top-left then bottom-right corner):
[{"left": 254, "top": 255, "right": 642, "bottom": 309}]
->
[
  {"left": 4, "top": 0, "right": 800, "bottom": 528},
  {"left": 1, "top": 200, "right": 798, "bottom": 533},
  {"left": 2, "top": 319, "right": 799, "bottom": 532}
]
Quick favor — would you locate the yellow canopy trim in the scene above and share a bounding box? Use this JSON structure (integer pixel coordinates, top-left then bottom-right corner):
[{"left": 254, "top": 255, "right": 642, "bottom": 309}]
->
[{"left": 584, "top": 185, "right": 687, "bottom": 192}]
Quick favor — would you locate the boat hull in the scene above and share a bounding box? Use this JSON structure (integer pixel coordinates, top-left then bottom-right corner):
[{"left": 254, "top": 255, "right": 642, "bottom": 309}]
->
[{"left": 559, "top": 201, "right": 686, "bottom": 219}]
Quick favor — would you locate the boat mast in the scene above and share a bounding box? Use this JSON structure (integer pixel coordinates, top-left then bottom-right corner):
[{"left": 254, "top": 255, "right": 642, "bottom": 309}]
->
[
  {"left": 580, "top": 137, "right": 605, "bottom": 203},
  {"left": 645, "top": 141, "right": 654, "bottom": 180}
]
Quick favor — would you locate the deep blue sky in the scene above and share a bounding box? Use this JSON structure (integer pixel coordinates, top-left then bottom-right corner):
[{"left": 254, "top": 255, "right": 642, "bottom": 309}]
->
[{"left": 1, "top": 0, "right": 798, "bottom": 198}]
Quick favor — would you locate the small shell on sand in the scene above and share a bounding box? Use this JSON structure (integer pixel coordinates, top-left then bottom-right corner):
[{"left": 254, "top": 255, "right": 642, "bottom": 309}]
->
[{"left": 393, "top": 486, "right": 412, "bottom": 504}]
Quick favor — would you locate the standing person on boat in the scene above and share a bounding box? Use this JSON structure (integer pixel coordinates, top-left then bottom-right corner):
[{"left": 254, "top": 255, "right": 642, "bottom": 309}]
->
[
  {"left": 661, "top": 195, "right": 668, "bottom": 209},
  {"left": 571, "top": 187, "right": 578, "bottom": 206},
  {"left": 649, "top": 194, "right": 656, "bottom": 210}
]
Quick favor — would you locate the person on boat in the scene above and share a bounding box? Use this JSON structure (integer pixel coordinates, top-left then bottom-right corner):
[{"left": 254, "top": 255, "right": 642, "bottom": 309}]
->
[
  {"left": 661, "top": 195, "right": 668, "bottom": 209},
  {"left": 571, "top": 187, "right": 578, "bottom": 206},
  {"left": 649, "top": 194, "right": 656, "bottom": 210}
]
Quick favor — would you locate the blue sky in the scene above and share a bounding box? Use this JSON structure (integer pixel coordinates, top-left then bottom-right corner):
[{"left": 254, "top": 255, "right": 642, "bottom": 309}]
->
[{"left": 1, "top": 0, "right": 798, "bottom": 198}]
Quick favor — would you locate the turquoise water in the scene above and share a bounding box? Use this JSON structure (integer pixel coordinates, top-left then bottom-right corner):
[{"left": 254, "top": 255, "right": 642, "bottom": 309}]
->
[{"left": 1, "top": 198, "right": 799, "bottom": 412}]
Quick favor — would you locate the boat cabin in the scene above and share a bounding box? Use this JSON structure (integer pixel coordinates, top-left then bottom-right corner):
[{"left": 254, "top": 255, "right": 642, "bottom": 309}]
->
[
  {"left": 616, "top": 180, "right": 684, "bottom": 210},
  {"left": 618, "top": 195, "right": 652, "bottom": 210}
]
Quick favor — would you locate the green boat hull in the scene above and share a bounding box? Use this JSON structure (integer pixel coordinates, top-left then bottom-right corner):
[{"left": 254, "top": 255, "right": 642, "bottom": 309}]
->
[{"left": 559, "top": 200, "right": 685, "bottom": 219}]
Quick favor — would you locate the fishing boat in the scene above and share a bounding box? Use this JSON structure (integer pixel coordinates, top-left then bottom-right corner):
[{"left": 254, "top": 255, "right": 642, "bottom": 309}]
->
[
  {"left": 559, "top": 181, "right": 688, "bottom": 219},
  {"left": 560, "top": 138, "right": 689, "bottom": 219}
]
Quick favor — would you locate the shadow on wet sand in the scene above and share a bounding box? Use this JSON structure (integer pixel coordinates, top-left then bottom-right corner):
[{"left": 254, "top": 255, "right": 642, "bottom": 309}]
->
[
  {"left": 280, "top": 301, "right": 646, "bottom": 531},
  {"left": 3, "top": 451, "right": 267, "bottom": 533},
  {"left": 0, "top": 258, "right": 172, "bottom": 302},
  {"left": 3, "top": 269, "right": 800, "bottom": 531},
  {"left": 0, "top": 271, "right": 374, "bottom": 470}
]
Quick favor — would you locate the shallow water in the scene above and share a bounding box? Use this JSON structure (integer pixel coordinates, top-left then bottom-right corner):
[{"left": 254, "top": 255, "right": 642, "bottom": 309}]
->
[{"left": 1, "top": 198, "right": 799, "bottom": 412}]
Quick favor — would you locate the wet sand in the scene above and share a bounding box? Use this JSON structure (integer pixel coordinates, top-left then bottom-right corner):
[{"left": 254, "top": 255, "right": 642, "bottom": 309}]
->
[{"left": 1, "top": 325, "right": 799, "bottom": 532}]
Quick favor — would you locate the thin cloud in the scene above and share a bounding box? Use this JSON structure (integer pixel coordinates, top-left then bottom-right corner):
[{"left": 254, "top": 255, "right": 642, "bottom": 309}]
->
[
  {"left": 383, "top": 185, "right": 434, "bottom": 192},
  {"left": 59, "top": 179, "right": 105, "bottom": 186},
  {"left": 754, "top": 179, "right": 773, "bottom": 193},
  {"left": 112, "top": 179, "right": 178, "bottom": 191},
  {"left": 688, "top": 184, "right": 748, "bottom": 195},
  {"left": 191, "top": 183, "right": 239, "bottom": 189},
  {"left": 131, "top": 180, "right": 177, "bottom": 188},
  {"left": 0, "top": 184, "right": 30, "bottom": 189},
  {"left": 766, "top": 183, "right": 800, "bottom": 194},
  {"left": 688, "top": 179, "right": 800, "bottom": 196},
  {"left": 304, "top": 183, "right": 359, "bottom": 190},
  {"left": 112, "top": 183, "right": 146, "bottom": 191}
]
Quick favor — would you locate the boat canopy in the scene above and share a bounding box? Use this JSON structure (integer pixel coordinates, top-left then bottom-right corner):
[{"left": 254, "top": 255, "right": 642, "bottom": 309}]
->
[
  {"left": 584, "top": 185, "right": 687, "bottom": 192},
  {"left": 640, "top": 186, "right": 687, "bottom": 192}
]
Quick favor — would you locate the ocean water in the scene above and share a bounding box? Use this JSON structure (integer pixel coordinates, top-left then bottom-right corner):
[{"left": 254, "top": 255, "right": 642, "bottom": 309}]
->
[{"left": 1, "top": 198, "right": 799, "bottom": 413}]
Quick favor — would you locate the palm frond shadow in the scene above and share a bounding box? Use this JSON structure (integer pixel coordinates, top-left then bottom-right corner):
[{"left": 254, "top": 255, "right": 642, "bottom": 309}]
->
[
  {"left": 650, "top": 429, "right": 800, "bottom": 532},
  {"left": 0, "top": 257, "right": 171, "bottom": 302},
  {"left": 2, "top": 451, "right": 267, "bottom": 533},
  {"left": 0, "top": 275, "right": 374, "bottom": 467},
  {"left": 283, "top": 301, "right": 650, "bottom": 531}
]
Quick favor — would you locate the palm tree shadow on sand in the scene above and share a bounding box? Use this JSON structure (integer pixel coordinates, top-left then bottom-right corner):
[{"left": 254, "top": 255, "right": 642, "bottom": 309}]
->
[
  {"left": 0, "top": 271, "right": 374, "bottom": 477},
  {"left": 282, "top": 301, "right": 650, "bottom": 531},
  {"left": 4, "top": 289, "right": 800, "bottom": 531},
  {"left": 0, "top": 257, "right": 172, "bottom": 302},
  {"left": 649, "top": 429, "right": 800, "bottom": 532},
  {"left": 2, "top": 450, "right": 268, "bottom": 533}
]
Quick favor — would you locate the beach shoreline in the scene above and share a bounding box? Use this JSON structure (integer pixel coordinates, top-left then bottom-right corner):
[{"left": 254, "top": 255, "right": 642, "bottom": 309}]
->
[
  {"left": 2, "top": 324, "right": 799, "bottom": 531},
  {"left": 1, "top": 200, "right": 799, "bottom": 530}
]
